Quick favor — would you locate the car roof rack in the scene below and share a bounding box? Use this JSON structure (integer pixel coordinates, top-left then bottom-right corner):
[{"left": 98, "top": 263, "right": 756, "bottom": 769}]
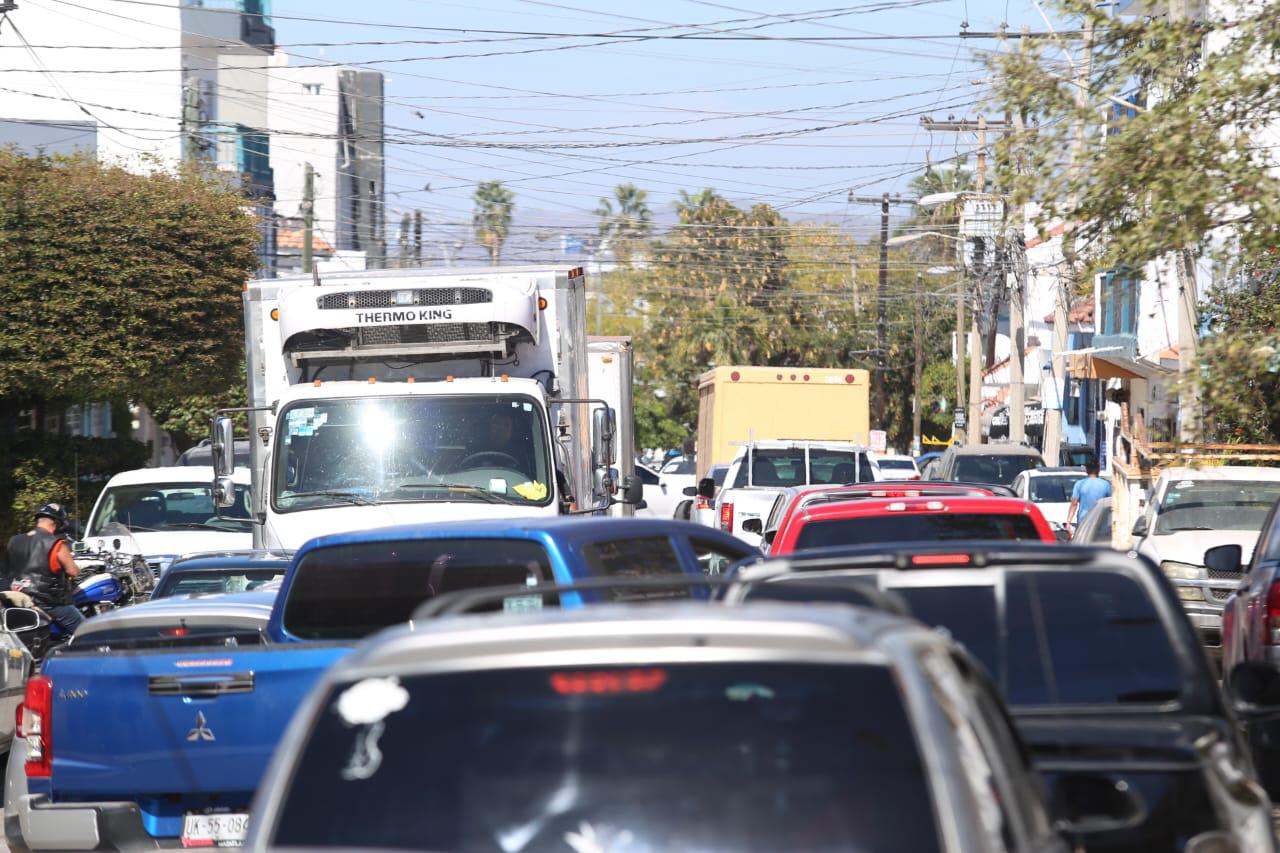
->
[
  {"left": 410, "top": 575, "right": 733, "bottom": 620},
  {"left": 411, "top": 572, "right": 915, "bottom": 620},
  {"left": 735, "top": 541, "right": 1107, "bottom": 574}
]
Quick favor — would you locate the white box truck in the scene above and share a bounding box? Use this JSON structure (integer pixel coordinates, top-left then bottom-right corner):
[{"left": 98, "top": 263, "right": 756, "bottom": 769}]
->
[
  {"left": 210, "top": 266, "right": 638, "bottom": 549},
  {"left": 587, "top": 337, "right": 636, "bottom": 518}
]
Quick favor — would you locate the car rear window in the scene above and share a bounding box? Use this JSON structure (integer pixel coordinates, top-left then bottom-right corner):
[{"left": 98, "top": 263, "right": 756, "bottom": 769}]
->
[
  {"left": 282, "top": 539, "right": 555, "bottom": 639},
  {"left": 794, "top": 512, "right": 1041, "bottom": 550},
  {"left": 953, "top": 455, "right": 1041, "bottom": 486},
  {"left": 152, "top": 569, "right": 285, "bottom": 599},
  {"left": 270, "top": 663, "right": 942, "bottom": 852},
  {"left": 877, "top": 459, "right": 917, "bottom": 471},
  {"left": 1027, "top": 475, "right": 1082, "bottom": 503},
  {"left": 893, "top": 572, "right": 1182, "bottom": 707},
  {"left": 732, "top": 449, "right": 872, "bottom": 488},
  {"left": 580, "top": 536, "right": 690, "bottom": 600}
]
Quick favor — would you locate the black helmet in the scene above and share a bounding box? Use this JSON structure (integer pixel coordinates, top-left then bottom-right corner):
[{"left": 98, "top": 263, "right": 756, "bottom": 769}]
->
[{"left": 34, "top": 502, "right": 68, "bottom": 529}]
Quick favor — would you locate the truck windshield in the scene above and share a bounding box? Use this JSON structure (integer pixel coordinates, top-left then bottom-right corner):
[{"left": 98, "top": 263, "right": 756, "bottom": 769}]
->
[
  {"left": 1154, "top": 480, "right": 1280, "bottom": 534},
  {"left": 273, "top": 395, "right": 552, "bottom": 512},
  {"left": 270, "top": 663, "right": 941, "bottom": 852},
  {"left": 733, "top": 449, "right": 870, "bottom": 488},
  {"left": 88, "top": 483, "right": 252, "bottom": 535}
]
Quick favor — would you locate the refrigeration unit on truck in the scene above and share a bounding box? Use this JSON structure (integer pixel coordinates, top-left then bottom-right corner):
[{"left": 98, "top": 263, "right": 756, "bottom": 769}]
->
[
  {"left": 210, "top": 266, "right": 639, "bottom": 550},
  {"left": 587, "top": 337, "right": 636, "bottom": 518},
  {"left": 695, "top": 366, "right": 872, "bottom": 480}
]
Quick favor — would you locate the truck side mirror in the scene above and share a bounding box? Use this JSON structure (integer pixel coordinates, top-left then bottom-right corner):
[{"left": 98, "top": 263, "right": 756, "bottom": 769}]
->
[
  {"left": 742, "top": 518, "right": 763, "bottom": 535},
  {"left": 621, "top": 474, "right": 644, "bottom": 506},
  {"left": 1131, "top": 515, "right": 1150, "bottom": 538},
  {"left": 591, "top": 407, "right": 616, "bottom": 469},
  {"left": 212, "top": 416, "right": 236, "bottom": 477},
  {"left": 1228, "top": 661, "right": 1280, "bottom": 720},
  {"left": 213, "top": 475, "right": 237, "bottom": 509},
  {"left": 1204, "top": 544, "right": 1243, "bottom": 575},
  {"left": 696, "top": 477, "right": 716, "bottom": 499}
]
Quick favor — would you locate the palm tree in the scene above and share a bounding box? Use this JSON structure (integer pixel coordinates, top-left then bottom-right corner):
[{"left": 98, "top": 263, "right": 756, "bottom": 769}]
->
[
  {"left": 472, "top": 180, "right": 515, "bottom": 265},
  {"left": 595, "top": 183, "right": 652, "bottom": 265},
  {"left": 674, "top": 188, "right": 721, "bottom": 220}
]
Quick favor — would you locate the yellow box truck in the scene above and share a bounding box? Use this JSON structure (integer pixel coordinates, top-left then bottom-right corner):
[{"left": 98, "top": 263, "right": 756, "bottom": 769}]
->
[{"left": 695, "top": 366, "right": 871, "bottom": 480}]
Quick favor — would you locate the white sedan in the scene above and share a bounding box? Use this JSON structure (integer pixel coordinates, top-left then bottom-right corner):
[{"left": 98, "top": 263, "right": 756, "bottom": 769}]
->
[{"left": 1011, "top": 466, "right": 1085, "bottom": 536}]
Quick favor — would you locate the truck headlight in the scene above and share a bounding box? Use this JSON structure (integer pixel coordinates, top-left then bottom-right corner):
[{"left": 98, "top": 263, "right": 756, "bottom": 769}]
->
[{"left": 1160, "top": 561, "right": 1207, "bottom": 581}]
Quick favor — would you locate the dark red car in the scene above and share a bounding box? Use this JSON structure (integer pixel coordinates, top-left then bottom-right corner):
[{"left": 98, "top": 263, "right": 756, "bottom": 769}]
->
[{"left": 769, "top": 496, "right": 1056, "bottom": 555}]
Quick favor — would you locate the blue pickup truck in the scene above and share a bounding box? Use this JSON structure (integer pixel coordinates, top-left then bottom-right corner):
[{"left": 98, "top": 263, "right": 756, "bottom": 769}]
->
[{"left": 5, "top": 518, "right": 755, "bottom": 851}]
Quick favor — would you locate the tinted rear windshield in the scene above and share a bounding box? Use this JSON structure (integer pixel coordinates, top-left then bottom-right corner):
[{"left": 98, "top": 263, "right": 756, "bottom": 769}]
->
[
  {"left": 952, "top": 455, "right": 1041, "bottom": 486},
  {"left": 733, "top": 449, "right": 872, "bottom": 488},
  {"left": 282, "top": 539, "right": 555, "bottom": 640},
  {"left": 897, "top": 572, "right": 1182, "bottom": 707},
  {"left": 153, "top": 569, "right": 285, "bottom": 599},
  {"left": 1027, "top": 475, "right": 1082, "bottom": 503},
  {"left": 271, "top": 663, "right": 940, "bottom": 852},
  {"left": 795, "top": 512, "right": 1041, "bottom": 550}
]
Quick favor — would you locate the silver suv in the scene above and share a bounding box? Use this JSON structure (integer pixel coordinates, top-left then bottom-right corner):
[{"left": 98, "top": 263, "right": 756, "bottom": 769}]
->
[{"left": 250, "top": 599, "right": 1071, "bottom": 852}]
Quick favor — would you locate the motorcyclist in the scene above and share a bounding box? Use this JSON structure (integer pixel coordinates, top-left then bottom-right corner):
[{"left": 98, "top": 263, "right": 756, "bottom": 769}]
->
[{"left": 6, "top": 503, "right": 83, "bottom": 635}]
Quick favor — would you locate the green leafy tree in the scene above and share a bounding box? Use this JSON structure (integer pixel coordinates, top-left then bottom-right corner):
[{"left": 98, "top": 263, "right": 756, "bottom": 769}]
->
[
  {"left": 472, "top": 180, "right": 515, "bottom": 264},
  {"left": 0, "top": 151, "right": 259, "bottom": 406},
  {"left": 0, "top": 150, "right": 259, "bottom": 534},
  {"left": 595, "top": 183, "right": 652, "bottom": 266},
  {"left": 987, "top": 2, "right": 1280, "bottom": 437}
]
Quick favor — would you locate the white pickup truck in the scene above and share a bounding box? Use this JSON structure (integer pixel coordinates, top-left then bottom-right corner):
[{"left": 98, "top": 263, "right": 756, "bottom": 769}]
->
[{"left": 713, "top": 441, "right": 878, "bottom": 546}]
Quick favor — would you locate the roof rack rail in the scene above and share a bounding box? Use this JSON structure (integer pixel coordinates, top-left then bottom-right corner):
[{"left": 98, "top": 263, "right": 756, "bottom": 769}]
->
[{"left": 411, "top": 575, "right": 733, "bottom": 620}]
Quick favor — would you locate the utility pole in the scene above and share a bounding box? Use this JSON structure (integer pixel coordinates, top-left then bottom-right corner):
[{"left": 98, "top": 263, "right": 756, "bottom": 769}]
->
[
  {"left": 920, "top": 115, "right": 1010, "bottom": 446},
  {"left": 913, "top": 271, "right": 924, "bottom": 457},
  {"left": 1044, "top": 17, "right": 1094, "bottom": 464},
  {"left": 956, "top": 273, "right": 967, "bottom": 444},
  {"left": 413, "top": 210, "right": 423, "bottom": 267},
  {"left": 876, "top": 192, "right": 890, "bottom": 418},
  {"left": 848, "top": 192, "right": 918, "bottom": 427},
  {"left": 1169, "top": 0, "right": 1199, "bottom": 441},
  {"left": 301, "top": 162, "right": 315, "bottom": 274},
  {"left": 1008, "top": 109, "right": 1029, "bottom": 446}
]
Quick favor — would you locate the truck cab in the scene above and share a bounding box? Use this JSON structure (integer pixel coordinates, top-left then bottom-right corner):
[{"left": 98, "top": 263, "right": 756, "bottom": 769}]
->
[{"left": 212, "top": 267, "right": 635, "bottom": 550}]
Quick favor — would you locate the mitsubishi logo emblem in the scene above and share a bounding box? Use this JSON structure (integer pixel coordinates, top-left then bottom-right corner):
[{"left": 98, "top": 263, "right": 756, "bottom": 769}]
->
[{"left": 187, "top": 711, "right": 215, "bottom": 742}]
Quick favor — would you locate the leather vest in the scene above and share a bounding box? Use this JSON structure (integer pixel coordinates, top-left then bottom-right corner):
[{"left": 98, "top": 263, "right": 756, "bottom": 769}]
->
[{"left": 8, "top": 529, "right": 70, "bottom": 606}]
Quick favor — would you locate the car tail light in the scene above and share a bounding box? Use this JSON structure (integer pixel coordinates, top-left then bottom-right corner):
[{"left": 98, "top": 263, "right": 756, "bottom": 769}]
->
[
  {"left": 720, "top": 502, "right": 734, "bottom": 531},
  {"left": 1266, "top": 581, "right": 1280, "bottom": 645},
  {"left": 22, "top": 676, "right": 52, "bottom": 778},
  {"left": 910, "top": 554, "right": 973, "bottom": 566},
  {"left": 551, "top": 669, "right": 667, "bottom": 695}
]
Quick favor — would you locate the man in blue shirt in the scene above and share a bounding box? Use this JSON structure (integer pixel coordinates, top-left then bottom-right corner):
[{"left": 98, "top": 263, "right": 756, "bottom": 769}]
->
[{"left": 1067, "top": 462, "right": 1112, "bottom": 537}]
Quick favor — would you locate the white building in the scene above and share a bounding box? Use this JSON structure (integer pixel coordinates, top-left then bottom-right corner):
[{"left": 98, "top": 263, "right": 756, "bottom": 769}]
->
[{"left": 267, "top": 53, "right": 385, "bottom": 271}]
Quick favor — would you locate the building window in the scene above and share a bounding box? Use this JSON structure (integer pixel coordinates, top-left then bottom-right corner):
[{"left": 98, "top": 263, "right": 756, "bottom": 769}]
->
[
  {"left": 302, "top": 83, "right": 321, "bottom": 95},
  {"left": 1100, "top": 270, "right": 1138, "bottom": 336}
]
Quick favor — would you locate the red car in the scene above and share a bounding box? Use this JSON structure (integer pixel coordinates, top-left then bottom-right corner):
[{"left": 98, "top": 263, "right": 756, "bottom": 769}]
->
[
  {"left": 769, "top": 496, "right": 1056, "bottom": 555},
  {"left": 749, "top": 481, "right": 1006, "bottom": 552}
]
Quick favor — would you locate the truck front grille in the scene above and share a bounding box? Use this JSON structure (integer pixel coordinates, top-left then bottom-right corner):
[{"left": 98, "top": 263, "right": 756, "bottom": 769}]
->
[
  {"left": 358, "top": 322, "right": 506, "bottom": 347},
  {"left": 318, "top": 287, "right": 492, "bottom": 310}
]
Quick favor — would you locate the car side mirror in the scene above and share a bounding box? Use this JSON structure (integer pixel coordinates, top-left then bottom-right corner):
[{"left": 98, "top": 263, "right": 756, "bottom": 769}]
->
[
  {"left": 682, "top": 486, "right": 698, "bottom": 497},
  {"left": 1228, "top": 661, "right": 1280, "bottom": 719},
  {"left": 1050, "top": 772, "right": 1147, "bottom": 837},
  {"left": 763, "top": 529, "right": 776, "bottom": 546},
  {"left": 212, "top": 416, "right": 236, "bottom": 477},
  {"left": 3, "top": 607, "right": 44, "bottom": 633},
  {"left": 1204, "top": 544, "right": 1243, "bottom": 575},
  {"left": 742, "top": 518, "right": 763, "bottom": 535},
  {"left": 696, "top": 477, "right": 716, "bottom": 499},
  {"left": 1131, "top": 516, "right": 1150, "bottom": 538}
]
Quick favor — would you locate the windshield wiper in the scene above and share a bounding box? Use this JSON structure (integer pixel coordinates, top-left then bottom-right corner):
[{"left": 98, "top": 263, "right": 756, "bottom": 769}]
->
[
  {"left": 393, "top": 481, "right": 518, "bottom": 504},
  {"left": 282, "top": 490, "right": 377, "bottom": 507},
  {"left": 160, "top": 522, "right": 233, "bottom": 531},
  {"left": 1163, "top": 525, "right": 1217, "bottom": 532}
]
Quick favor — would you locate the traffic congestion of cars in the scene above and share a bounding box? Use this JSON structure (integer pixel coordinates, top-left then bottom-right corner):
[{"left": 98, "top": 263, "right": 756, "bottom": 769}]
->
[{"left": 6, "top": 264, "right": 1280, "bottom": 851}]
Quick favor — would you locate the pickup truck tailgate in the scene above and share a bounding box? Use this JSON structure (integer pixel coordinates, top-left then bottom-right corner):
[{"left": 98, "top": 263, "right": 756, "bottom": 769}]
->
[{"left": 46, "top": 644, "right": 346, "bottom": 799}]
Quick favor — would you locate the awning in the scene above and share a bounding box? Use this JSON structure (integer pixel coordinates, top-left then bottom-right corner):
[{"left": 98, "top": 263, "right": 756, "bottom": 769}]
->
[{"left": 1066, "top": 352, "right": 1170, "bottom": 381}]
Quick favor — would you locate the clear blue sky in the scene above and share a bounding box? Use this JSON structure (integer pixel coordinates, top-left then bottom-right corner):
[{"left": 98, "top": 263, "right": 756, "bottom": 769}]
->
[{"left": 273, "top": 0, "right": 1062, "bottom": 251}]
